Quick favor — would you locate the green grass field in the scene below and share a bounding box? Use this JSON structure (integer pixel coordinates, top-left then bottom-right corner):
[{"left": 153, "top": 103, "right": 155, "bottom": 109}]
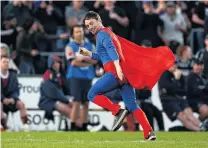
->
[{"left": 1, "top": 132, "right": 208, "bottom": 148}]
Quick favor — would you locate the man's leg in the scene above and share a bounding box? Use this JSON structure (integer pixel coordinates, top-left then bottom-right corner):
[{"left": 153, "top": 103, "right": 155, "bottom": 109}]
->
[
  {"left": 70, "top": 101, "right": 81, "bottom": 130},
  {"left": 120, "top": 84, "right": 154, "bottom": 139},
  {"left": 177, "top": 111, "right": 200, "bottom": 131},
  {"left": 199, "top": 104, "right": 208, "bottom": 121},
  {"left": 16, "top": 100, "right": 28, "bottom": 124},
  {"left": 87, "top": 73, "right": 122, "bottom": 115},
  {"left": 162, "top": 99, "right": 200, "bottom": 131},
  {"left": 55, "top": 102, "right": 71, "bottom": 119},
  {"left": 184, "top": 107, "right": 201, "bottom": 127},
  {"left": 69, "top": 78, "right": 82, "bottom": 131},
  {"left": 0, "top": 102, "right": 7, "bottom": 129},
  {"left": 80, "top": 102, "right": 89, "bottom": 131}
]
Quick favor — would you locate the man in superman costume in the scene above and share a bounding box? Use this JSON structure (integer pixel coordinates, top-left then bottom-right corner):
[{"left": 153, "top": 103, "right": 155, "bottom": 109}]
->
[{"left": 80, "top": 11, "right": 175, "bottom": 140}]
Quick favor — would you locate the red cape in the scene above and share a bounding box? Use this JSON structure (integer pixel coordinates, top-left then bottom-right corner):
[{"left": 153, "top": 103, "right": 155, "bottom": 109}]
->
[{"left": 101, "top": 28, "right": 175, "bottom": 90}]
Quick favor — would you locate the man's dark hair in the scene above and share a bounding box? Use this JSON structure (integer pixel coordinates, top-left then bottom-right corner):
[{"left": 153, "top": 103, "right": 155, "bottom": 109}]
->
[
  {"left": 1, "top": 55, "right": 9, "bottom": 60},
  {"left": 71, "top": 24, "right": 84, "bottom": 37},
  {"left": 83, "top": 11, "right": 102, "bottom": 26}
]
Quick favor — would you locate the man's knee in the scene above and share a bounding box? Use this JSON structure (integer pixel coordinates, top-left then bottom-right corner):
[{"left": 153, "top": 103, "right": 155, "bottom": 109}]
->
[
  {"left": 87, "top": 89, "right": 95, "bottom": 102},
  {"left": 199, "top": 104, "right": 208, "bottom": 115},
  {"left": 16, "top": 100, "right": 25, "bottom": 110},
  {"left": 177, "top": 112, "right": 186, "bottom": 121},
  {"left": 82, "top": 102, "right": 89, "bottom": 108},
  {"left": 125, "top": 100, "right": 139, "bottom": 112}
]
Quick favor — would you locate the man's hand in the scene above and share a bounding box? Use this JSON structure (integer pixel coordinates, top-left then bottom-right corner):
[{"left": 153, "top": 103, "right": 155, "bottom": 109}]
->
[
  {"left": 173, "top": 69, "right": 182, "bottom": 80},
  {"left": 3, "top": 98, "right": 15, "bottom": 105},
  {"left": 79, "top": 47, "right": 92, "bottom": 57},
  {"left": 59, "top": 33, "right": 69, "bottom": 39},
  {"left": 109, "top": 12, "right": 118, "bottom": 20},
  {"left": 175, "top": 24, "right": 182, "bottom": 31},
  {"left": 31, "top": 49, "right": 39, "bottom": 56},
  {"left": 164, "top": 40, "right": 170, "bottom": 46},
  {"left": 115, "top": 65, "right": 125, "bottom": 83},
  {"left": 76, "top": 55, "right": 85, "bottom": 61}
]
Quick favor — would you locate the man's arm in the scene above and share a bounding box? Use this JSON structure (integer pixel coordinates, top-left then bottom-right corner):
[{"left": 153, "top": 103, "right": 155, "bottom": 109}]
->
[
  {"left": 192, "top": 13, "right": 205, "bottom": 25},
  {"left": 65, "top": 46, "right": 91, "bottom": 67},
  {"left": 100, "top": 32, "right": 124, "bottom": 81},
  {"left": 16, "top": 32, "right": 31, "bottom": 55}
]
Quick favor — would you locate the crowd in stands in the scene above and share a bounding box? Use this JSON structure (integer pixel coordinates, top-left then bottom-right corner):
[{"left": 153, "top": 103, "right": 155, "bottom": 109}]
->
[{"left": 1, "top": 1, "right": 208, "bottom": 131}]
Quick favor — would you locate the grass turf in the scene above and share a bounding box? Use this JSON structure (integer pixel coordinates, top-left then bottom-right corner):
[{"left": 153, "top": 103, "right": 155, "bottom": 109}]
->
[{"left": 1, "top": 132, "right": 208, "bottom": 148}]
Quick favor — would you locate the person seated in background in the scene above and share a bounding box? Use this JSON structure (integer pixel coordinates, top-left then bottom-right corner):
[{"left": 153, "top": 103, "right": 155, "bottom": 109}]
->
[
  {"left": 38, "top": 55, "right": 72, "bottom": 122},
  {"left": 175, "top": 45, "right": 193, "bottom": 77},
  {"left": 0, "top": 56, "right": 28, "bottom": 131},
  {"left": 195, "top": 34, "right": 208, "bottom": 79},
  {"left": 159, "top": 62, "right": 207, "bottom": 131},
  {"left": 0, "top": 43, "right": 19, "bottom": 73},
  {"left": 187, "top": 59, "right": 208, "bottom": 130}
]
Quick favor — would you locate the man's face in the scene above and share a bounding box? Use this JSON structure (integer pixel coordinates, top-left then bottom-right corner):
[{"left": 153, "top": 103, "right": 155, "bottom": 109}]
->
[
  {"left": 205, "top": 39, "right": 208, "bottom": 47},
  {"left": 183, "top": 46, "right": 192, "bottom": 59},
  {"left": 84, "top": 18, "right": 101, "bottom": 34},
  {"left": 104, "top": 1, "right": 114, "bottom": 7},
  {"left": 0, "top": 48, "right": 8, "bottom": 57},
  {"left": 52, "top": 61, "right": 60, "bottom": 72},
  {"left": 167, "top": 6, "right": 176, "bottom": 15},
  {"left": 193, "top": 64, "right": 204, "bottom": 74},
  {"left": 1, "top": 57, "right": 9, "bottom": 71},
  {"left": 73, "top": 27, "right": 84, "bottom": 41},
  {"left": 73, "top": 1, "right": 84, "bottom": 9}
]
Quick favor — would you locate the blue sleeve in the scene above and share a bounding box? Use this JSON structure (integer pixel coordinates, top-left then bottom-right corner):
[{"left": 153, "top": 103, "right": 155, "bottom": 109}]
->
[
  {"left": 99, "top": 31, "right": 119, "bottom": 61},
  {"left": 91, "top": 53, "right": 100, "bottom": 61}
]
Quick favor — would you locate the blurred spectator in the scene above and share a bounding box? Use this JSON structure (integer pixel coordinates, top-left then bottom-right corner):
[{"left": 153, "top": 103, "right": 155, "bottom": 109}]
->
[
  {"left": 16, "top": 18, "right": 69, "bottom": 74},
  {"left": 84, "top": 1, "right": 104, "bottom": 12},
  {"left": 34, "top": 1, "right": 64, "bottom": 51},
  {"left": 98, "top": 0, "right": 129, "bottom": 38},
  {"left": 34, "top": 1, "right": 63, "bottom": 34},
  {"left": 191, "top": 1, "right": 208, "bottom": 50},
  {"left": 135, "top": 1, "right": 164, "bottom": 47},
  {"left": 115, "top": 1, "right": 138, "bottom": 41},
  {"left": 3, "top": 1, "right": 34, "bottom": 26},
  {"left": 16, "top": 18, "right": 40, "bottom": 74},
  {"left": 0, "top": 43, "right": 19, "bottom": 73},
  {"left": 0, "top": 56, "right": 28, "bottom": 131},
  {"left": 1, "top": 14, "right": 20, "bottom": 51},
  {"left": 153, "top": 0, "right": 166, "bottom": 16},
  {"left": 65, "top": 25, "right": 96, "bottom": 131},
  {"left": 65, "top": 1, "right": 88, "bottom": 29},
  {"left": 175, "top": 45, "right": 193, "bottom": 77},
  {"left": 187, "top": 59, "right": 208, "bottom": 125},
  {"left": 205, "top": 16, "right": 208, "bottom": 35},
  {"left": 51, "top": 1, "right": 70, "bottom": 26},
  {"left": 159, "top": 63, "right": 202, "bottom": 131},
  {"left": 39, "top": 55, "right": 72, "bottom": 122},
  {"left": 195, "top": 34, "right": 208, "bottom": 78},
  {"left": 160, "top": 1, "right": 187, "bottom": 46}
]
